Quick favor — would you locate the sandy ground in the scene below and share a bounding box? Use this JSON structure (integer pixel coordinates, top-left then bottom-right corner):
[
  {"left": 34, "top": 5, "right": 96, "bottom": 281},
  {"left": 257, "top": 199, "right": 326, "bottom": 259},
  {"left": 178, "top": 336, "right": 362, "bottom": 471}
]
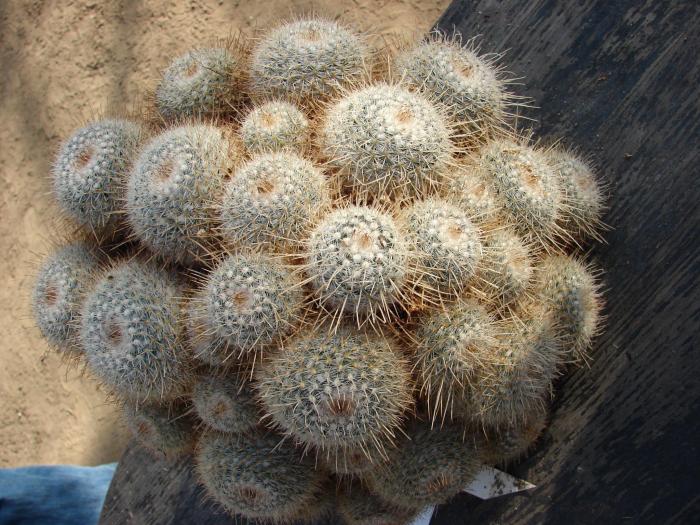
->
[{"left": 0, "top": 0, "right": 450, "bottom": 467}]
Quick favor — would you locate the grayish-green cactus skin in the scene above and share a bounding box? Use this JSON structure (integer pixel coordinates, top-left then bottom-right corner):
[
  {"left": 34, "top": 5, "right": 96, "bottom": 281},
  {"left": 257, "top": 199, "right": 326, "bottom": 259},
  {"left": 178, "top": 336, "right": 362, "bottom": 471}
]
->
[
  {"left": 366, "top": 420, "right": 481, "bottom": 510},
  {"left": 156, "top": 48, "right": 245, "bottom": 120},
  {"left": 52, "top": 119, "right": 141, "bottom": 233},
  {"left": 32, "top": 242, "right": 99, "bottom": 351},
  {"left": 219, "top": 151, "right": 329, "bottom": 250},
  {"left": 321, "top": 83, "right": 453, "bottom": 200},
  {"left": 124, "top": 403, "right": 194, "bottom": 460},
  {"left": 251, "top": 19, "right": 369, "bottom": 105},
  {"left": 192, "top": 372, "right": 259, "bottom": 434},
  {"left": 196, "top": 430, "right": 326, "bottom": 522},
  {"left": 191, "top": 252, "right": 305, "bottom": 357},
  {"left": 126, "top": 124, "right": 230, "bottom": 264},
  {"left": 80, "top": 259, "right": 190, "bottom": 401},
  {"left": 402, "top": 197, "right": 483, "bottom": 304},
  {"left": 396, "top": 36, "right": 507, "bottom": 140},
  {"left": 240, "top": 101, "right": 310, "bottom": 154},
  {"left": 306, "top": 205, "right": 408, "bottom": 322},
  {"left": 536, "top": 254, "right": 602, "bottom": 362},
  {"left": 256, "top": 327, "right": 413, "bottom": 457}
]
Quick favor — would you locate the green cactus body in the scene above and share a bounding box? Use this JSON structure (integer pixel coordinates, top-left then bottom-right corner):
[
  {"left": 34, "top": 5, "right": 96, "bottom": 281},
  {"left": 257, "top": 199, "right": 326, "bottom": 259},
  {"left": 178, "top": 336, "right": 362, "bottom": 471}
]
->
[
  {"left": 413, "top": 298, "right": 499, "bottom": 422},
  {"left": 305, "top": 205, "right": 408, "bottom": 324},
  {"left": 482, "top": 410, "right": 547, "bottom": 465},
  {"left": 241, "top": 101, "right": 310, "bottom": 154},
  {"left": 401, "top": 198, "right": 483, "bottom": 305},
  {"left": 366, "top": 420, "right": 480, "bottom": 510},
  {"left": 80, "top": 260, "right": 190, "bottom": 401},
  {"left": 481, "top": 140, "right": 562, "bottom": 249},
  {"left": 32, "top": 242, "right": 99, "bottom": 352},
  {"left": 338, "top": 483, "right": 417, "bottom": 525},
  {"left": 124, "top": 403, "right": 194, "bottom": 460},
  {"left": 251, "top": 19, "right": 369, "bottom": 105},
  {"left": 192, "top": 373, "right": 259, "bottom": 434},
  {"left": 196, "top": 430, "right": 326, "bottom": 522},
  {"left": 126, "top": 124, "right": 231, "bottom": 264},
  {"left": 191, "top": 252, "right": 305, "bottom": 357},
  {"left": 476, "top": 228, "right": 533, "bottom": 307},
  {"left": 256, "top": 327, "right": 413, "bottom": 458},
  {"left": 320, "top": 83, "right": 453, "bottom": 201},
  {"left": 396, "top": 37, "right": 507, "bottom": 141},
  {"left": 536, "top": 255, "right": 602, "bottom": 361},
  {"left": 52, "top": 119, "right": 141, "bottom": 234},
  {"left": 219, "top": 152, "right": 329, "bottom": 250},
  {"left": 470, "top": 309, "right": 561, "bottom": 429},
  {"left": 156, "top": 47, "right": 246, "bottom": 120},
  {"left": 548, "top": 149, "right": 605, "bottom": 241}
]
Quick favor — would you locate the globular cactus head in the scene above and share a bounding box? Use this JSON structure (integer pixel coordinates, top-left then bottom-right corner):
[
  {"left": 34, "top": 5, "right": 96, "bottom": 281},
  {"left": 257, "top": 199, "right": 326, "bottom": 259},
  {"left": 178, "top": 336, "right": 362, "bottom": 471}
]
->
[
  {"left": 155, "top": 43, "right": 248, "bottom": 121},
  {"left": 482, "top": 410, "right": 547, "bottom": 465},
  {"left": 479, "top": 139, "right": 563, "bottom": 250},
  {"left": 304, "top": 204, "right": 409, "bottom": 326},
  {"left": 240, "top": 101, "right": 310, "bottom": 154},
  {"left": 445, "top": 162, "right": 503, "bottom": 227},
  {"left": 256, "top": 327, "right": 413, "bottom": 459},
  {"left": 338, "top": 483, "right": 417, "bottom": 525},
  {"left": 124, "top": 402, "right": 195, "bottom": 460},
  {"left": 468, "top": 306, "right": 561, "bottom": 430},
  {"left": 412, "top": 297, "right": 499, "bottom": 423},
  {"left": 251, "top": 18, "right": 370, "bottom": 106},
  {"left": 548, "top": 148, "right": 606, "bottom": 242},
  {"left": 219, "top": 151, "right": 330, "bottom": 251},
  {"left": 395, "top": 33, "right": 511, "bottom": 142},
  {"left": 196, "top": 429, "right": 327, "bottom": 522},
  {"left": 475, "top": 228, "right": 533, "bottom": 307},
  {"left": 366, "top": 419, "right": 481, "bottom": 510},
  {"left": 126, "top": 124, "right": 233, "bottom": 265},
  {"left": 184, "top": 299, "right": 232, "bottom": 368},
  {"left": 80, "top": 259, "right": 191, "bottom": 401},
  {"left": 320, "top": 445, "right": 386, "bottom": 478},
  {"left": 401, "top": 198, "right": 483, "bottom": 306},
  {"left": 52, "top": 119, "right": 141, "bottom": 236},
  {"left": 32, "top": 241, "right": 99, "bottom": 352},
  {"left": 189, "top": 252, "right": 305, "bottom": 359},
  {"left": 191, "top": 372, "right": 260, "bottom": 434},
  {"left": 535, "top": 254, "right": 603, "bottom": 362},
  {"left": 320, "top": 82, "right": 454, "bottom": 202}
]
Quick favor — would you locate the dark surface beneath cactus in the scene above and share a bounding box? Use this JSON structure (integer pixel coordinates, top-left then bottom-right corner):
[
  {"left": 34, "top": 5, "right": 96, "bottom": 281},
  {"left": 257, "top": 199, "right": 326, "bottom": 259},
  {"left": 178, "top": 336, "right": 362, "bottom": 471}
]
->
[{"left": 100, "top": 0, "right": 700, "bottom": 524}]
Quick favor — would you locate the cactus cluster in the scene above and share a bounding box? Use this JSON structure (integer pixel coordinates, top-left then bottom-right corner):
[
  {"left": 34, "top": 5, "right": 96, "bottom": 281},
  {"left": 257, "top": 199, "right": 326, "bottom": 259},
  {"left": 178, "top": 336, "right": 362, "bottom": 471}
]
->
[{"left": 34, "top": 17, "right": 607, "bottom": 525}]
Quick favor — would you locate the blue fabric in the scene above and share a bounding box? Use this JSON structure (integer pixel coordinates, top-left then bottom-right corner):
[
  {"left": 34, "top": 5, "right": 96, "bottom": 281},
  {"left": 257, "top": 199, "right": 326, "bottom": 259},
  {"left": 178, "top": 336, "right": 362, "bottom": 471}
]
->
[{"left": 0, "top": 464, "right": 116, "bottom": 525}]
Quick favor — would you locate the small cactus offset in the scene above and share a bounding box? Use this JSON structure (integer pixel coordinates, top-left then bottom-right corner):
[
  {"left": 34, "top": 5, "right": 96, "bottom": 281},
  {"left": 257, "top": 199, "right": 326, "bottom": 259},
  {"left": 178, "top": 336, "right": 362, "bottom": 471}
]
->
[
  {"left": 124, "top": 403, "right": 195, "bottom": 460},
  {"left": 52, "top": 119, "right": 141, "bottom": 236},
  {"left": 191, "top": 372, "right": 259, "bottom": 434},
  {"left": 320, "top": 82, "right": 454, "bottom": 201},
  {"left": 33, "top": 14, "right": 609, "bottom": 524},
  {"left": 32, "top": 241, "right": 100, "bottom": 352},
  {"left": 155, "top": 43, "right": 248, "bottom": 121},
  {"left": 126, "top": 124, "right": 233, "bottom": 264},
  {"left": 250, "top": 18, "right": 370, "bottom": 106},
  {"left": 240, "top": 100, "right": 310, "bottom": 154},
  {"left": 80, "top": 259, "right": 191, "bottom": 402}
]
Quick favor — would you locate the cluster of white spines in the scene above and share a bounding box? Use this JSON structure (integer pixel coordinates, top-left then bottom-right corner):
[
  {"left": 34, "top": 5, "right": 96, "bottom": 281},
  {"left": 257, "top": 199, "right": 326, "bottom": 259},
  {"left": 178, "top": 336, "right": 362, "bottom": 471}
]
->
[
  {"left": 240, "top": 100, "right": 310, "bottom": 153},
  {"left": 32, "top": 16, "right": 609, "bottom": 525},
  {"left": 52, "top": 119, "right": 141, "bottom": 234},
  {"left": 321, "top": 83, "right": 454, "bottom": 200}
]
